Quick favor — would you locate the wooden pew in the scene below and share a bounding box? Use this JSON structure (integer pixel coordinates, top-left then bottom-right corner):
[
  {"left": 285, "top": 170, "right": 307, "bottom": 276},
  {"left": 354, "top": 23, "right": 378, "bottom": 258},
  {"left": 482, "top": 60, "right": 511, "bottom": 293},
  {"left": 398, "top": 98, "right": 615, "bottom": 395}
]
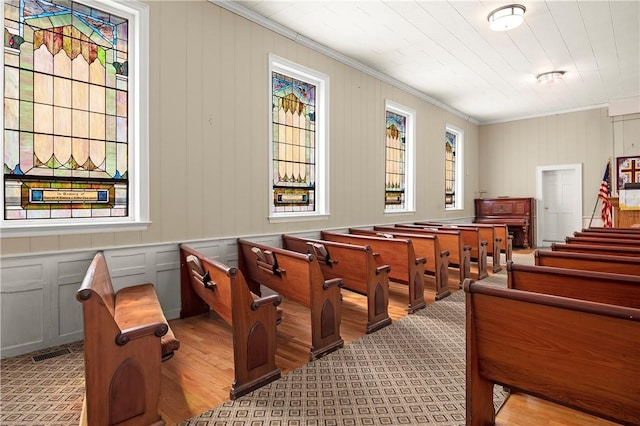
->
[
  {"left": 237, "top": 239, "right": 344, "bottom": 361},
  {"left": 535, "top": 249, "right": 640, "bottom": 276},
  {"left": 417, "top": 221, "right": 504, "bottom": 272},
  {"left": 507, "top": 261, "right": 640, "bottom": 308},
  {"left": 408, "top": 223, "right": 488, "bottom": 280},
  {"left": 552, "top": 242, "right": 640, "bottom": 258},
  {"left": 566, "top": 235, "right": 640, "bottom": 247},
  {"left": 281, "top": 234, "right": 392, "bottom": 333},
  {"left": 574, "top": 230, "right": 640, "bottom": 240},
  {"left": 179, "top": 245, "right": 282, "bottom": 399},
  {"left": 392, "top": 224, "right": 472, "bottom": 288},
  {"left": 583, "top": 226, "right": 640, "bottom": 234},
  {"left": 348, "top": 228, "right": 451, "bottom": 300},
  {"left": 465, "top": 280, "right": 640, "bottom": 426},
  {"left": 76, "top": 252, "right": 180, "bottom": 426},
  {"left": 321, "top": 230, "right": 427, "bottom": 314}
]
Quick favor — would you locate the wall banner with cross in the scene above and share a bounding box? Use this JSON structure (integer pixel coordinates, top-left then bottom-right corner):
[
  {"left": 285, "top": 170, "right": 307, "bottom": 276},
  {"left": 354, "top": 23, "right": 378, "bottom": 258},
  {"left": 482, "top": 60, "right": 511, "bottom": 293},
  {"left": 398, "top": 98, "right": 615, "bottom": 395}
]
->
[{"left": 616, "top": 156, "right": 640, "bottom": 191}]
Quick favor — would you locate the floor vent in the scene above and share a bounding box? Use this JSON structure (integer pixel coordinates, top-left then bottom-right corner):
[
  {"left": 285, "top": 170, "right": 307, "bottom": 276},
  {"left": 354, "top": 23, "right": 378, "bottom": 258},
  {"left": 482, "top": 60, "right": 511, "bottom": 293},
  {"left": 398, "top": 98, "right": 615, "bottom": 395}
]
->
[{"left": 32, "top": 348, "right": 72, "bottom": 362}]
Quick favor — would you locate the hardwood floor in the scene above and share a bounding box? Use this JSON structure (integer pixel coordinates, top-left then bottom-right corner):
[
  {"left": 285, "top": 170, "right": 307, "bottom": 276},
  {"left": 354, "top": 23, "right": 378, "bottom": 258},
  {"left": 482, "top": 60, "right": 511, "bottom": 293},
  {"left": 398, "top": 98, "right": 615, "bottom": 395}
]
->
[{"left": 496, "top": 393, "right": 622, "bottom": 426}]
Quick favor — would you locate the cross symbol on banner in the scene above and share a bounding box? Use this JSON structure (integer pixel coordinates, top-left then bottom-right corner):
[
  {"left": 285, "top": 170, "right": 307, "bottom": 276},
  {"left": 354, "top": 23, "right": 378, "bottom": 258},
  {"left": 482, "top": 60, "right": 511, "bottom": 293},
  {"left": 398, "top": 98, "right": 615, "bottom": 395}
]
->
[{"left": 619, "top": 157, "right": 640, "bottom": 189}]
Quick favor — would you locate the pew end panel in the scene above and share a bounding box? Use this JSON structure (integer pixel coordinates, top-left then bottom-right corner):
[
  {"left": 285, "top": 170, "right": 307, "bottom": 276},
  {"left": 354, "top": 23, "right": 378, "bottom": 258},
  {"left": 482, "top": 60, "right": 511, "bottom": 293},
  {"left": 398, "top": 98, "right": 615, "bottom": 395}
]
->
[
  {"left": 77, "top": 252, "right": 179, "bottom": 426},
  {"left": 282, "top": 234, "right": 392, "bottom": 334},
  {"left": 465, "top": 280, "right": 640, "bottom": 426},
  {"left": 179, "top": 245, "right": 282, "bottom": 399},
  {"left": 238, "top": 239, "right": 344, "bottom": 361}
]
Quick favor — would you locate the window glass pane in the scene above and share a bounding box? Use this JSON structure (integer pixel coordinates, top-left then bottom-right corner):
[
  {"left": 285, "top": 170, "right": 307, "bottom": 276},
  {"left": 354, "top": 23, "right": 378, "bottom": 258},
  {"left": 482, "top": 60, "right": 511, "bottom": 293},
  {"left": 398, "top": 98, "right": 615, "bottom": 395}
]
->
[
  {"left": 272, "top": 71, "right": 316, "bottom": 213},
  {"left": 3, "top": 0, "right": 129, "bottom": 220},
  {"left": 385, "top": 110, "right": 406, "bottom": 209},
  {"left": 445, "top": 130, "right": 456, "bottom": 208}
]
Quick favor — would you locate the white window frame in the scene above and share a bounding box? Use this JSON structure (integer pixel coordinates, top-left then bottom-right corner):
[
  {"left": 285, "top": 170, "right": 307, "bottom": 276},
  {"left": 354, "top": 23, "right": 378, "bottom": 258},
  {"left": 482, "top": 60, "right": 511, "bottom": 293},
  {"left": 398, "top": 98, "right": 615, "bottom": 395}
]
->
[
  {"left": 268, "top": 54, "right": 329, "bottom": 223},
  {"left": 384, "top": 100, "right": 415, "bottom": 214},
  {"left": 445, "top": 124, "right": 464, "bottom": 211},
  {"left": 0, "top": 0, "right": 150, "bottom": 237}
]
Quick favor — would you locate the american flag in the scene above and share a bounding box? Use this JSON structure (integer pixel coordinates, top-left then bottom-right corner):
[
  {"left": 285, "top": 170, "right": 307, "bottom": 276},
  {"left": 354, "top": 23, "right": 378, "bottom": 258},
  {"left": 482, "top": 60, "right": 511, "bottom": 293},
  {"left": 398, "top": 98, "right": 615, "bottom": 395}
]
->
[{"left": 599, "top": 163, "right": 613, "bottom": 228}]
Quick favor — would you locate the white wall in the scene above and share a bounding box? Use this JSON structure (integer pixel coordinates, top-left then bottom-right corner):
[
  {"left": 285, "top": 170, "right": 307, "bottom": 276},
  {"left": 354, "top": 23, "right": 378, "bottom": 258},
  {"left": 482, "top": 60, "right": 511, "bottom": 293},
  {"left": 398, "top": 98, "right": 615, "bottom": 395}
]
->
[{"left": 0, "top": 1, "right": 479, "bottom": 357}]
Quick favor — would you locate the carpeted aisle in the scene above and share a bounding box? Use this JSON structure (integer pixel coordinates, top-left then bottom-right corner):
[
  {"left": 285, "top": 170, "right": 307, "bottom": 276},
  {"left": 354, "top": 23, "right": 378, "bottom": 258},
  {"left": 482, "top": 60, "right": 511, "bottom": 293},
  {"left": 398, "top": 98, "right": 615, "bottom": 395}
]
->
[{"left": 179, "top": 267, "right": 515, "bottom": 425}]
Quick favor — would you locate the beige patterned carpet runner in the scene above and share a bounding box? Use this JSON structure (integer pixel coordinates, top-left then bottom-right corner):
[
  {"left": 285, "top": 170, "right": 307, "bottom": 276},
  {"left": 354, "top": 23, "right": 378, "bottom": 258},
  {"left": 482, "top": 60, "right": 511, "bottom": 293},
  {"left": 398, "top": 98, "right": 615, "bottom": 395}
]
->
[{"left": 1, "top": 254, "right": 526, "bottom": 425}]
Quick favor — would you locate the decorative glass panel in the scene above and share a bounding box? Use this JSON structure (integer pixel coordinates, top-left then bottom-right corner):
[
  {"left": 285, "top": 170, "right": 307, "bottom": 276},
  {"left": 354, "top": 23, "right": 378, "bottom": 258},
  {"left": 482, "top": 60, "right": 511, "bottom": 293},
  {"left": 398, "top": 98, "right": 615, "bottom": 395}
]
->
[
  {"left": 385, "top": 110, "right": 406, "bottom": 209},
  {"left": 445, "top": 130, "right": 456, "bottom": 208},
  {"left": 272, "top": 71, "right": 316, "bottom": 213},
  {"left": 3, "top": 0, "right": 129, "bottom": 221}
]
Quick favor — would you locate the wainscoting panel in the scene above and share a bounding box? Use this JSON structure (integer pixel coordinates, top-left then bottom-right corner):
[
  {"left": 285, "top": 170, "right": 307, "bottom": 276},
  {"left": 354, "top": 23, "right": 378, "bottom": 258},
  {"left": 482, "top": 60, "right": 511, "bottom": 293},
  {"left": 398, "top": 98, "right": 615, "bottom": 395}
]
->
[{"left": 1, "top": 230, "right": 357, "bottom": 357}]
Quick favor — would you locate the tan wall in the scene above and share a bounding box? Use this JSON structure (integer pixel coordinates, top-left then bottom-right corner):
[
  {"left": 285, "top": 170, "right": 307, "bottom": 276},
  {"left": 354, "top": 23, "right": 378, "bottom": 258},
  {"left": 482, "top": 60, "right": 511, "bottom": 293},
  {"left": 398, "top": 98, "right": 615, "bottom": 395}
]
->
[
  {"left": 478, "top": 109, "right": 640, "bottom": 217},
  {"left": 1, "top": 0, "right": 479, "bottom": 256}
]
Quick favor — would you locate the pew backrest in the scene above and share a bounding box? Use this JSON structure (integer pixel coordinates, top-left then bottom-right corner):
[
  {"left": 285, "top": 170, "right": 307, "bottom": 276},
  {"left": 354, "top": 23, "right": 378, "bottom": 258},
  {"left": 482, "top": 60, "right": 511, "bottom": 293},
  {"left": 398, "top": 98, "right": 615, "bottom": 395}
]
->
[
  {"left": 534, "top": 249, "right": 640, "bottom": 276},
  {"left": 566, "top": 235, "right": 640, "bottom": 246},
  {"left": 281, "top": 234, "right": 392, "bottom": 333},
  {"left": 321, "top": 230, "right": 427, "bottom": 313},
  {"left": 507, "top": 261, "right": 640, "bottom": 309},
  {"left": 349, "top": 227, "right": 452, "bottom": 299},
  {"left": 465, "top": 280, "right": 640, "bottom": 425},
  {"left": 237, "top": 238, "right": 344, "bottom": 360},
  {"left": 552, "top": 242, "right": 640, "bottom": 257}
]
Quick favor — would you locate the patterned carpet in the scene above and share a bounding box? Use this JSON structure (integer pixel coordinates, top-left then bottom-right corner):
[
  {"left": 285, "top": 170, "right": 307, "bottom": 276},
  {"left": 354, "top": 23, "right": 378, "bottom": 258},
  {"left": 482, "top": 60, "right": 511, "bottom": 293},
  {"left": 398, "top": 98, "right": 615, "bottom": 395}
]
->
[{"left": 0, "top": 253, "right": 529, "bottom": 426}]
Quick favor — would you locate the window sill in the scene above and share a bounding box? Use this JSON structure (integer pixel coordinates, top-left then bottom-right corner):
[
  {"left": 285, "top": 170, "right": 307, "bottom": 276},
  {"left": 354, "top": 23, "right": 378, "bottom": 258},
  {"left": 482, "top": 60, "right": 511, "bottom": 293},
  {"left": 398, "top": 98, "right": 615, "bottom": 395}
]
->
[
  {"left": 0, "top": 220, "right": 151, "bottom": 238},
  {"left": 268, "top": 213, "right": 330, "bottom": 224}
]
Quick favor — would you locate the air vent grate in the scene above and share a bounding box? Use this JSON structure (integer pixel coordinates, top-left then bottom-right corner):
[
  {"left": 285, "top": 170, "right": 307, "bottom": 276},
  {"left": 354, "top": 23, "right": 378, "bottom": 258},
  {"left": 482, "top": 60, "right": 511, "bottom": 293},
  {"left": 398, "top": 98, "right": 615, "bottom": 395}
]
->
[{"left": 31, "top": 348, "right": 72, "bottom": 362}]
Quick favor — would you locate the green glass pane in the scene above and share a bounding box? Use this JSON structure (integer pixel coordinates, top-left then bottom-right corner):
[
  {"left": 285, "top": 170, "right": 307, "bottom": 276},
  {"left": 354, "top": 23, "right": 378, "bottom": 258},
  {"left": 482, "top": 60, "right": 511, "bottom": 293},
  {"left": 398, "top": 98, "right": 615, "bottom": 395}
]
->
[
  {"left": 19, "top": 69, "right": 33, "bottom": 101},
  {"left": 19, "top": 100, "right": 33, "bottom": 132}
]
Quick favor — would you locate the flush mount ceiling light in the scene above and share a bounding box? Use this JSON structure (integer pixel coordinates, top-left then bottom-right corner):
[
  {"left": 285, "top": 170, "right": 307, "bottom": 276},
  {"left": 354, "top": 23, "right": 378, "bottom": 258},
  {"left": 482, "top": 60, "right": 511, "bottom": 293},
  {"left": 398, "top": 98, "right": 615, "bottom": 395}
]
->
[
  {"left": 487, "top": 4, "right": 526, "bottom": 31},
  {"left": 536, "top": 71, "right": 565, "bottom": 84}
]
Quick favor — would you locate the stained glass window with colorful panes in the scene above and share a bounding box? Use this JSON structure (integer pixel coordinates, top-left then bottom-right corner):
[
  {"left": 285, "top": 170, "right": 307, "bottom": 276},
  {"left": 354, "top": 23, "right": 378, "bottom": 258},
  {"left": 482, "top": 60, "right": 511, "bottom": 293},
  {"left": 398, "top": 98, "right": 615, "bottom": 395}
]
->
[
  {"left": 445, "top": 131, "right": 456, "bottom": 208},
  {"left": 385, "top": 111, "right": 406, "bottom": 210},
  {"left": 3, "top": 0, "right": 129, "bottom": 221},
  {"left": 272, "top": 72, "right": 316, "bottom": 213}
]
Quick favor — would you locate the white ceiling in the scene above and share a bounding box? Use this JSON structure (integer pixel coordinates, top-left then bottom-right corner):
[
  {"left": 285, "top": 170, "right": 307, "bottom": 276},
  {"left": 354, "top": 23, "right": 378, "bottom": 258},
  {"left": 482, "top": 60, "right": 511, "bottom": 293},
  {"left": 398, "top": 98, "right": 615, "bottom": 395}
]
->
[{"left": 218, "top": 0, "right": 640, "bottom": 124}]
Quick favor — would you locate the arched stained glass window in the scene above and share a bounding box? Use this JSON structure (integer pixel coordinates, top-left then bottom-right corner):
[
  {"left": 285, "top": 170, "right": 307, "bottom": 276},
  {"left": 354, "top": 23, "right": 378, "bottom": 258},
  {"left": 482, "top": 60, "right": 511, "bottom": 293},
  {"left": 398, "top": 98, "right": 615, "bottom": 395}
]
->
[{"left": 3, "top": 0, "right": 147, "bottom": 235}]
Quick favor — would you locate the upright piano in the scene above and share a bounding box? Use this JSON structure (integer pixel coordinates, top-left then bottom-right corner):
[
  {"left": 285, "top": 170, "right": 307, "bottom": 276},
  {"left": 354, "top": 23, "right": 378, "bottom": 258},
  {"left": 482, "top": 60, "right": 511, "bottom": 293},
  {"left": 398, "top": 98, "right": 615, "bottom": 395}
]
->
[{"left": 474, "top": 197, "right": 536, "bottom": 248}]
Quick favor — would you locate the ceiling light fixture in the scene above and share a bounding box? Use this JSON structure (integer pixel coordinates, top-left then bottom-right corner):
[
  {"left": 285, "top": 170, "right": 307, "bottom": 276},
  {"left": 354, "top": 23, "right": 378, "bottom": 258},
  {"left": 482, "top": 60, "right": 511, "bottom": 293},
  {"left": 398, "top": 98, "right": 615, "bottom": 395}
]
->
[
  {"left": 536, "top": 71, "right": 565, "bottom": 84},
  {"left": 487, "top": 4, "right": 526, "bottom": 31}
]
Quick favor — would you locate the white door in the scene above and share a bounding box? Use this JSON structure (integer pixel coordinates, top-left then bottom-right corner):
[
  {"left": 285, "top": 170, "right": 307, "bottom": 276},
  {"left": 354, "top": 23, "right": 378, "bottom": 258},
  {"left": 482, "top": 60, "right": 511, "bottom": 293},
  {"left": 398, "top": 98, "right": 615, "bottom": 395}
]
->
[{"left": 536, "top": 164, "right": 583, "bottom": 247}]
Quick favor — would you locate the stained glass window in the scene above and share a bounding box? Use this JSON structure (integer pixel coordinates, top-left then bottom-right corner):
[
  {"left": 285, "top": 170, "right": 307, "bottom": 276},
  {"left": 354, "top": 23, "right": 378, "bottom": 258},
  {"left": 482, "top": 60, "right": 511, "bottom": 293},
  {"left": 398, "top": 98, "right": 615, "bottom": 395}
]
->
[
  {"left": 445, "top": 125, "right": 463, "bottom": 210},
  {"left": 385, "top": 111, "right": 406, "bottom": 209},
  {"left": 269, "top": 56, "right": 327, "bottom": 219},
  {"left": 3, "top": 0, "right": 136, "bottom": 227},
  {"left": 445, "top": 131, "right": 456, "bottom": 208},
  {"left": 272, "top": 72, "right": 315, "bottom": 213}
]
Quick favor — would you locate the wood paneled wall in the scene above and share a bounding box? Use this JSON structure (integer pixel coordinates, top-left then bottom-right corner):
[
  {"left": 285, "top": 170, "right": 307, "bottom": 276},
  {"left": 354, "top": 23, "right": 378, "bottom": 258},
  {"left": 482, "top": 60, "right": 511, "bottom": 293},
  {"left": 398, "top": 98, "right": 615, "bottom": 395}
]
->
[{"left": 1, "top": 0, "right": 479, "bottom": 256}]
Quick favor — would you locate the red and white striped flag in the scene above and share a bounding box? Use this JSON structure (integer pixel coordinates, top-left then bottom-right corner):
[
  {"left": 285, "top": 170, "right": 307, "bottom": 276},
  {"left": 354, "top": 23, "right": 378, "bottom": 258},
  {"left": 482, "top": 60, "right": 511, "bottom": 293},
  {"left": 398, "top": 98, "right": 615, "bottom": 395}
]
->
[{"left": 598, "top": 163, "right": 613, "bottom": 227}]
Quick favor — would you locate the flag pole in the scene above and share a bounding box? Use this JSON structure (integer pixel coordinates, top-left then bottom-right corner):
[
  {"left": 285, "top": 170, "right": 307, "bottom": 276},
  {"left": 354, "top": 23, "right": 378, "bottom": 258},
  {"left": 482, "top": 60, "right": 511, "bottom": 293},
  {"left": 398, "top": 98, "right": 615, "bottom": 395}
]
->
[{"left": 587, "top": 194, "right": 599, "bottom": 228}]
